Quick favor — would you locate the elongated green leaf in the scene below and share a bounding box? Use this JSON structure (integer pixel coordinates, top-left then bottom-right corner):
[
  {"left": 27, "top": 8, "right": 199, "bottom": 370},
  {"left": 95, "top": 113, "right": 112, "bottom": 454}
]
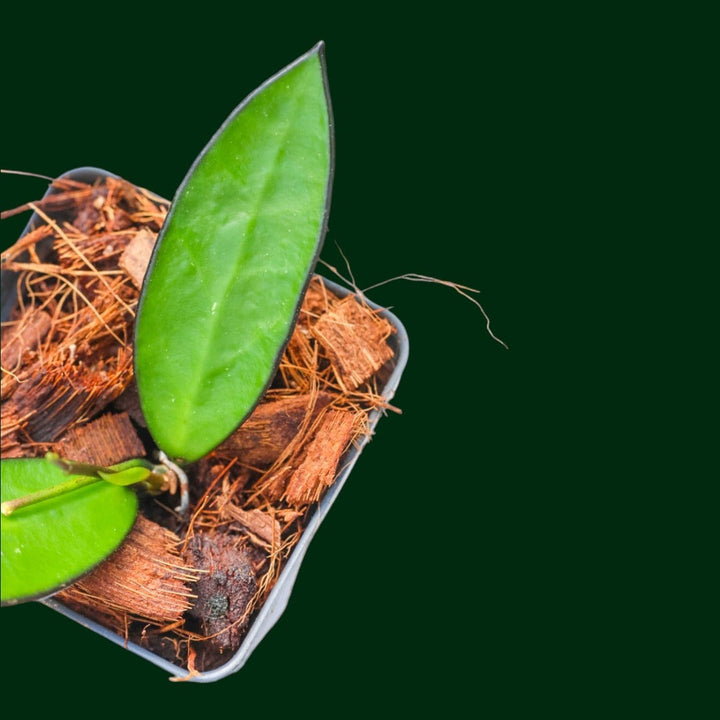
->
[
  {"left": 0, "top": 458, "right": 138, "bottom": 605},
  {"left": 135, "top": 42, "right": 333, "bottom": 463}
]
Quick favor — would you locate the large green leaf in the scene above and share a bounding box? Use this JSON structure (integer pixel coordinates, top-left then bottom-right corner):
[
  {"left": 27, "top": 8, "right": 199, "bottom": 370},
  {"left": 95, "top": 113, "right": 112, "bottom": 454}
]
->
[
  {"left": 135, "top": 43, "right": 333, "bottom": 463},
  {"left": 0, "top": 458, "right": 138, "bottom": 605}
]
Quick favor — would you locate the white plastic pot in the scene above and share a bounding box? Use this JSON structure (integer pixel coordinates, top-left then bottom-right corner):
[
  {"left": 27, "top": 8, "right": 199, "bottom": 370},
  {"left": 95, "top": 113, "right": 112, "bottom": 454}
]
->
[{"left": 2, "top": 167, "right": 409, "bottom": 682}]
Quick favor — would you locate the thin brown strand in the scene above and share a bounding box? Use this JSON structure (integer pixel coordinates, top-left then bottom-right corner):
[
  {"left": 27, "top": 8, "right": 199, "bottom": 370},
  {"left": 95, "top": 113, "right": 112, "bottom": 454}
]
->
[
  {"left": 362, "top": 272, "right": 509, "bottom": 349},
  {"left": 1, "top": 187, "right": 94, "bottom": 220},
  {"left": 1, "top": 168, "right": 55, "bottom": 181},
  {"left": 28, "top": 204, "right": 136, "bottom": 317}
]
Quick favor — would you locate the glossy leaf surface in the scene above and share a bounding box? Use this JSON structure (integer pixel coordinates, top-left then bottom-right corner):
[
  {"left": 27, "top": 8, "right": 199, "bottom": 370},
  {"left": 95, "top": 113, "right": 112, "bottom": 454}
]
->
[
  {"left": 135, "top": 43, "right": 333, "bottom": 462},
  {"left": 0, "top": 458, "right": 138, "bottom": 605}
]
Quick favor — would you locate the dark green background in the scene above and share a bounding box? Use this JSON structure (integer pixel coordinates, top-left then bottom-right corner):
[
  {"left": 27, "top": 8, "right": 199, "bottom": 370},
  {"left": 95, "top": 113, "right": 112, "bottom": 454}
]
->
[{"left": 1, "top": 5, "right": 698, "bottom": 717}]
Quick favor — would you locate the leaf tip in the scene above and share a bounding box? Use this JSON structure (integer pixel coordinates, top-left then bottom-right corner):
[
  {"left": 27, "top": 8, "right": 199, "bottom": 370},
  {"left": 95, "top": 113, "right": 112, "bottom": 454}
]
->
[{"left": 307, "top": 40, "right": 327, "bottom": 70}]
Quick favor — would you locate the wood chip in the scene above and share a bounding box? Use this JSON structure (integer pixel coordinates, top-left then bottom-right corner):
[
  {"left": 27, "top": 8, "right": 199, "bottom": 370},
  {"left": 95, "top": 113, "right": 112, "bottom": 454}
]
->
[
  {"left": 284, "top": 408, "right": 357, "bottom": 507},
  {"left": 53, "top": 411, "right": 145, "bottom": 466},
  {"left": 312, "top": 295, "right": 395, "bottom": 390},
  {"left": 220, "top": 504, "right": 281, "bottom": 548},
  {"left": 119, "top": 228, "right": 157, "bottom": 288},
  {"left": 3, "top": 347, "right": 134, "bottom": 444},
  {"left": 184, "top": 532, "right": 258, "bottom": 652},
  {"left": 297, "top": 275, "right": 337, "bottom": 328},
  {"left": 57, "top": 515, "right": 198, "bottom": 625},
  {"left": 215, "top": 392, "right": 333, "bottom": 467},
  {"left": 0, "top": 309, "right": 52, "bottom": 372},
  {"left": 0, "top": 188, "right": 94, "bottom": 221}
]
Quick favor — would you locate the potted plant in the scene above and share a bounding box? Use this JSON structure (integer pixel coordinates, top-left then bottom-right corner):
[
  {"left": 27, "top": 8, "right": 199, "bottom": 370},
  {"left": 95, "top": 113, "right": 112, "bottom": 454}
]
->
[{"left": 1, "top": 42, "right": 408, "bottom": 681}]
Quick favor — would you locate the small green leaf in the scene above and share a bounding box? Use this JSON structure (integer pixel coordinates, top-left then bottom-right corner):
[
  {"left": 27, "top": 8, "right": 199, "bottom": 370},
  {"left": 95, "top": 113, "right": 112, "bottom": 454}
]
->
[
  {"left": 0, "top": 458, "right": 138, "bottom": 605},
  {"left": 46, "top": 453, "right": 167, "bottom": 491},
  {"left": 135, "top": 42, "right": 333, "bottom": 463},
  {"left": 97, "top": 466, "right": 152, "bottom": 486}
]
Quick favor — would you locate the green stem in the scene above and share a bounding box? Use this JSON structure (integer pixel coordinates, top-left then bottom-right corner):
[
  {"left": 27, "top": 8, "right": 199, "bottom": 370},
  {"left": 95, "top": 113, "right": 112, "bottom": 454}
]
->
[{"left": 1, "top": 474, "right": 101, "bottom": 516}]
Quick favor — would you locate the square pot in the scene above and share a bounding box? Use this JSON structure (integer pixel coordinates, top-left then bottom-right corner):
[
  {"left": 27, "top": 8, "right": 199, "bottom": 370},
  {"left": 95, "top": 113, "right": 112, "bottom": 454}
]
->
[{"left": 1, "top": 167, "right": 409, "bottom": 681}]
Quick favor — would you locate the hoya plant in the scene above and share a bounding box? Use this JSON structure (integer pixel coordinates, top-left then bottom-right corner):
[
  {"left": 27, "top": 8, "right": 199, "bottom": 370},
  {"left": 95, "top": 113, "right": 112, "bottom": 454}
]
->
[{"left": 1, "top": 43, "right": 333, "bottom": 606}]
